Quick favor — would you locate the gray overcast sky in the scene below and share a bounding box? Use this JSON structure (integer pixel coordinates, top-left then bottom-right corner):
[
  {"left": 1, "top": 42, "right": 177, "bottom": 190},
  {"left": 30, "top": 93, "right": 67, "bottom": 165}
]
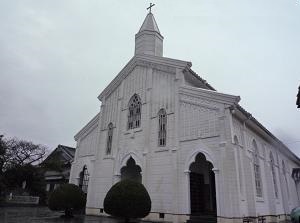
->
[{"left": 0, "top": 0, "right": 299, "bottom": 156}]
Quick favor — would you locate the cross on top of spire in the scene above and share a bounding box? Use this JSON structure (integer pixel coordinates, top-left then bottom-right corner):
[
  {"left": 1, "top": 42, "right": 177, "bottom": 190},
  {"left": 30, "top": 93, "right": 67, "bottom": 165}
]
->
[{"left": 147, "top": 3, "right": 155, "bottom": 13}]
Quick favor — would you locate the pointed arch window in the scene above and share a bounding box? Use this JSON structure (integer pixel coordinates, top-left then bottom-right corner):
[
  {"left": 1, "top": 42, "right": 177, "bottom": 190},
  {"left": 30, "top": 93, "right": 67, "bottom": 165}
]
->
[
  {"left": 79, "top": 165, "right": 89, "bottom": 194},
  {"left": 158, "top": 109, "right": 167, "bottom": 146},
  {"left": 106, "top": 123, "right": 113, "bottom": 155},
  {"left": 282, "top": 160, "right": 290, "bottom": 199},
  {"left": 234, "top": 136, "right": 243, "bottom": 194},
  {"left": 253, "top": 140, "right": 263, "bottom": 197},
  {"left": 270, "top": 152, "right": 278, "bottom": 198},
  {"left": 128, "top": 94, "right": 141, "bottom": 130}
]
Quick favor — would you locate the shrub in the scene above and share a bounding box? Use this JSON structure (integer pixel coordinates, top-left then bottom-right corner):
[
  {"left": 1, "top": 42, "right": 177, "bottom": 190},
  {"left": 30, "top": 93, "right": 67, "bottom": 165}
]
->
[
  {"left": 104, "top": 179, "right": 151, "bottom": 222},
  {"left": 48, "top": 183, "right": 86, "bottom": 217},
  {"left": 291, "top": 207, "right": 300, "bottom": 223}
]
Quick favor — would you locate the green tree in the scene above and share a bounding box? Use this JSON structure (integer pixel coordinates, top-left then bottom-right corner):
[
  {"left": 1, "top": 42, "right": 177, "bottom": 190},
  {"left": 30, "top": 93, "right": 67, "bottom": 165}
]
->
[
  {"left": 104, "top": 180, "right": 151, "bottom": 222},
  {"left": 3, "top": 137, "right": 47, "bottom": 170},
  {"left": 3, "top": 164, "right": 46, "bottom": 201},
  {"left": 48, "top": 184, "right": 86, "bottom": 218},
  {"left": 0, "top": 135, "right": 48, "bottom": 202}
]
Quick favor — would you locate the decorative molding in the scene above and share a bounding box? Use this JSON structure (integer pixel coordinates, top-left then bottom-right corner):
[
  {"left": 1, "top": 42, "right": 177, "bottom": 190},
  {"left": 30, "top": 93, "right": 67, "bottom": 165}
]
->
[
  {"left": 115, "top": 150, "right": 144, "bottom": 175},
  {"left": 184, "top": 147, "right": 217, "bottom": 171},
  {"left": 123, "top": 127, "right": 143, "bottom": 136},
  {"left": 180, "top": 93, "right": 220, "bottom": 110},
  {"left": 179, "top": 85, "right": 240, "bottom": 105},
  {"left": 103, "top": 156, "right": 114, "bottom": 160},
  {"left": 98, "top": 55, "right": 191, "bottom": 101},
  {"left": 154, "top": 148, "right": 169, "bottom": 153},
  {"left": 180, "top": 98, "right": 219, "bottom": 111},
  {"left": 179, "top": 135, "right": 219, "bottom": 142},
  {"left": 137, "top": 60, "right": 176, "bottom": 74}
]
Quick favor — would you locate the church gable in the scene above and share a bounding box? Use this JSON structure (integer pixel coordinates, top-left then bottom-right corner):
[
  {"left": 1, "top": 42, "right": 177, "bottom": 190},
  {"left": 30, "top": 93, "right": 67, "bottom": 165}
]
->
[
  {"left": 121, "top": 65, "right": 148, "bottom": 111},
  {"left": 119, "top": 64, "right": 177, "bottom": 129},
  {"left": 98, "top": 54, "right": 191, "bottom": 102},
  {"left": 179, "top": 86, "right": 240, "bottom": 142},
  {"left": 150, "top": 68, "right": 176, "bottom": 116},
  {"left": 99, "top": 55, "right": 188, "bottom": 133},
  {"left": 101, "top": 87, "right": 119, "bottom": 131}
]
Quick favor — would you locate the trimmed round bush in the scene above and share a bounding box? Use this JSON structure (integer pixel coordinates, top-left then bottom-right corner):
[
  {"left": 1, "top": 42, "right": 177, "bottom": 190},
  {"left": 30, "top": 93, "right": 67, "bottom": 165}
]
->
[
  {"left": 48, "top": 183, "right": 86, "bottom": 217},
  {"left": 291, "top": 207, "right": 300, "bottom": 223},
  {"left": 104, "top": 180, "right": 151, "bottom": 220}
]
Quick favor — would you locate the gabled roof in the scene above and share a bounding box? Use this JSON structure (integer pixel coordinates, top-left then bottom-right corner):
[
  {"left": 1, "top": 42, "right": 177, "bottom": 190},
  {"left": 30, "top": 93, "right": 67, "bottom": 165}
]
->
[
  {"left": 43, "top": 144, "right": 75, "bottom": 164},
  {"left": 185, "top": 68, "right": 216, "bottom": 91},
  {"left": 74, "top": 112, "right": 100, "bottom": 141},
  {"left": 97, "top": 54, "right": 216, "bottom": 101},
  {"left": 233, "top": 104, "right": 300, "bottom": 164}
]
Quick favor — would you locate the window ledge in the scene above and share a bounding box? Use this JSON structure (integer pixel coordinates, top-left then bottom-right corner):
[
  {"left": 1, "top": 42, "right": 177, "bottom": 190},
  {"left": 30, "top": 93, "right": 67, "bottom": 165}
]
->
[
  {"left": 155, "top": 148, "right": 169, "bottom": 153},
  {"left": 103, "top": 156, "right": 114, "bottom": 160},
  {"left": 256, "top": 197, "right": 264, "bottom": 202},
  {"left": 124, "top": 127, "right": 142, "bottom": 135}
]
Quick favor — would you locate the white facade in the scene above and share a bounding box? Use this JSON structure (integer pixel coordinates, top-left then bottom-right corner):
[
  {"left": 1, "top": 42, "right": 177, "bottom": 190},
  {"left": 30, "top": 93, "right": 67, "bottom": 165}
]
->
[{"left": 69, "top": 12, "right": 300, "bottom": 223}]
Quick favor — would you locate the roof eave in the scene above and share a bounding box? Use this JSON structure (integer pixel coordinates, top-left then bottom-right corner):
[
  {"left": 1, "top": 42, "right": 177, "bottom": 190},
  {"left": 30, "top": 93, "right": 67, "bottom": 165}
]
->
[{"left": 234, "top": 105, "right": 300, "bottom": 164}]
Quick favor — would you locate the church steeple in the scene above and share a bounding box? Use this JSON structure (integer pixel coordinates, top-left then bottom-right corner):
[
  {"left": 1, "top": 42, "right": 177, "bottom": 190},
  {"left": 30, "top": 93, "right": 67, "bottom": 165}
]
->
[{"left": 135, "top": 11, "right": 164, "bottom": 57}]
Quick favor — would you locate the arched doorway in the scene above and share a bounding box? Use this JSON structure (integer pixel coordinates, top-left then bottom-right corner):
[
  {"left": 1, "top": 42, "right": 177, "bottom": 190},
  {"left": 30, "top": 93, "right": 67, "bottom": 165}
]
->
[
  {"left": 189, "top": 153, "right": 216, "bottom": 216},
  {"left": 120, "top": 157, "right": 142, "bottom": 183}
]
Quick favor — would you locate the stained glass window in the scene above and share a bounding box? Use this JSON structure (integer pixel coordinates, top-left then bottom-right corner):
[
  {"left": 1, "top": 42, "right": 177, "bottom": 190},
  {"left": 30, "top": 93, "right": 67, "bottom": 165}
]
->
[
  {"left": 253, "top": 141, "right": 262, "bottom": 197},
  {"left": 270, "top": 152, "right": 278, "bottom": 198},
  {"left": 128, "top": 94, "right": 141, "bottom": 129},
  {"left": 106, "top": 123, "right": 113, "bottom": 155},
  {"left": 158, "top": 109, "right": 167, "bottom": 146}
]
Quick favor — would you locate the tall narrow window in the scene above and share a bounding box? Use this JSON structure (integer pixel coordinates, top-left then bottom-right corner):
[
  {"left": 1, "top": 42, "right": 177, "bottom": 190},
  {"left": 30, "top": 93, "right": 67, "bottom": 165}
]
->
[
  {"left": 158, "top": 109, "right": 167, "bottom": 146},
  {"left": 79, "top": 165, "right": 89, "bottom": 194},
  {"left": 270, "top": 152, "right": 278, "bottom": 198},
  {"left": 234, "top": 136, "right": 243, "bottom": 194},
  {"left": 128, "top": 94, "right": 141, "bottom": 129},
  {"left": 106, "top": 123, "right": 113, "bottom": 155},
  {"left": 253, "top": 140, "right": 263, "bottom": 197},
  {"left": 282, "top": 160, "right": 290, "bottom": 199}
]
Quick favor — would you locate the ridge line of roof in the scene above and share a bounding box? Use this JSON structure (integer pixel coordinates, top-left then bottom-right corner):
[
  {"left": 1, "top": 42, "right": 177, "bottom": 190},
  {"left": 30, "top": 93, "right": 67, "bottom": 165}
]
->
[
  {"left": 235, "top": 104, "right": 300, "bottom": 163},
  {"left": 74, "top": 112, "right": 100, "bottom": 141},
  {"left": 187, "top": 68, "right": 216, "bottom": 91}
]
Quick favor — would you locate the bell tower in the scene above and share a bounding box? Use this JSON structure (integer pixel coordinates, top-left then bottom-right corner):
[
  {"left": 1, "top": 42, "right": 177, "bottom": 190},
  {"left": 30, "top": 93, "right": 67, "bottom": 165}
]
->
[{"left": 135, "top": 5, "right": 164, "bottom": 57}]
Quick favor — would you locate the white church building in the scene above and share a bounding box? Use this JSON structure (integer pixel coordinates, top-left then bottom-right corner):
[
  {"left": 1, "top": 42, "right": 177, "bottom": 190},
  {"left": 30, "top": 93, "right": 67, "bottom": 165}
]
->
[{"left": 69, "top": 11, "right": 300, "bottom": 223}]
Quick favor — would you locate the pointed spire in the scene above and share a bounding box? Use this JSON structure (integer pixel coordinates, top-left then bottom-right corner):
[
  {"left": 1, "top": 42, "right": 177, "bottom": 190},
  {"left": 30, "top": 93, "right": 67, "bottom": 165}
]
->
[
  {"left": 135, "top": 12, "right": 164, "bottom": 57},
  {"left": 139, "top": 12, "right": 161, "bottom": 34}
]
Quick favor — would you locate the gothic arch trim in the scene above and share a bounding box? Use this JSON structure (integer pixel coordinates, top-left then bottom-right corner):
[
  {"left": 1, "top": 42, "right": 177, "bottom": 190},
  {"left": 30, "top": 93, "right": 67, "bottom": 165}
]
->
[
  {"left": 115, "top": 151, "right": 143, "bottom": 176},
  {"left": 184, "top": 148, "right": 217, "bottom": 172},
  {"left": 183, "top": 147, "right": 219, "bottom": 216}
]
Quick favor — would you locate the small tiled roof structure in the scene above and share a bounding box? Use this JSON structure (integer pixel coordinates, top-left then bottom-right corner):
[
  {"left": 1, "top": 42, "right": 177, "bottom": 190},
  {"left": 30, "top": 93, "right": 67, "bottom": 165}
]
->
[
  {"left": 43, "top": 144, "right": 75, "bottom": 164},
  {"left": 42, "top": 144, "right": 75, "bottom": 192}
]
